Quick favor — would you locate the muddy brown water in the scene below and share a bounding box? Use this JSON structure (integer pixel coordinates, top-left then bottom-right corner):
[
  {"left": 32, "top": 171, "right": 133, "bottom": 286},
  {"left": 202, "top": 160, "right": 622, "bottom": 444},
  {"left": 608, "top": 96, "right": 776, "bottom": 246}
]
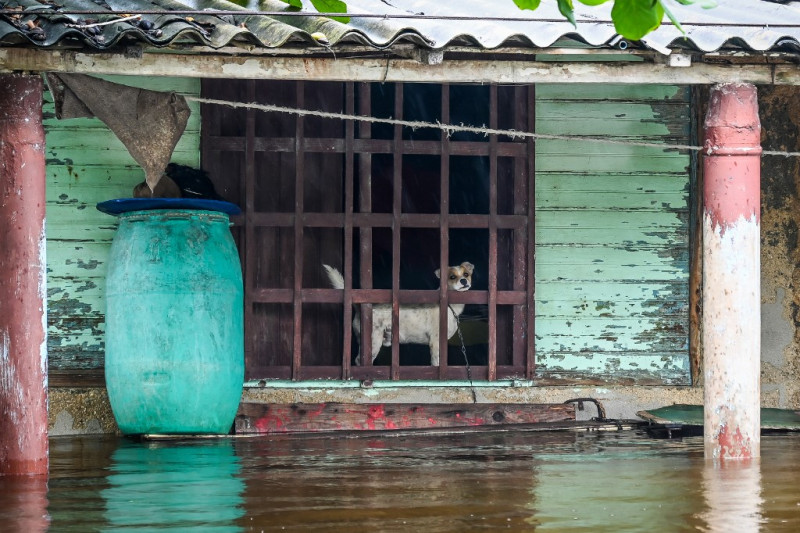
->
[{"left": 2, "top": 430, "right": 799, "bottom": 531}]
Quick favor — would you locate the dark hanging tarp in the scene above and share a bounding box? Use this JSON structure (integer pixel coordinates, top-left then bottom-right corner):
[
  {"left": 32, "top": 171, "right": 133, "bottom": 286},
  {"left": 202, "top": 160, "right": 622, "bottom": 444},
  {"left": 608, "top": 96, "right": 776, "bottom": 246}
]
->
[{"left": 45, "top": 73, "right": 190, "bottom": 191}]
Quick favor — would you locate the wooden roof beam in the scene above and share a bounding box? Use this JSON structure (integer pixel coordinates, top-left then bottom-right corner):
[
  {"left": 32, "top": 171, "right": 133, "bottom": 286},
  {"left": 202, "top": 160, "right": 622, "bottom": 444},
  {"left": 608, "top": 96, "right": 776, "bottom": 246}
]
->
[{"left": 2, "top": 47, "right": 798, "bottom": 85}]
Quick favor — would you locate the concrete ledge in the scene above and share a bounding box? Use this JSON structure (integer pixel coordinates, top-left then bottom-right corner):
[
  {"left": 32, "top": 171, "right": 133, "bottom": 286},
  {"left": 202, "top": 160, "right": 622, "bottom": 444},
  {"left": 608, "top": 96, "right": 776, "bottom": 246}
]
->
[
  {"left": 49, "top": 388, "right": 119, "bottom": 436},
  {"left": 48, "top": 384, "right": 707, "bottom": 435},
  {"left": 242, "top": 384, "right": 705, "bottom": 421}
]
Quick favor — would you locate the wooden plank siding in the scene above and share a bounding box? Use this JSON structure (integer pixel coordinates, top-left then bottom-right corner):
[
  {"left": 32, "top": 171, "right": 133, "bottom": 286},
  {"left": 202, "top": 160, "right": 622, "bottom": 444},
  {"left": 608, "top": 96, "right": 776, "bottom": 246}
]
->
[
  {"left": 43, "top": 77, "right": 693, "bottom": 387},
  {"left": 45, "top": 76, "right": 201, "bottom": 379},
  {"left": 534, "top": 84, "right": 692, "bottom": 384}
]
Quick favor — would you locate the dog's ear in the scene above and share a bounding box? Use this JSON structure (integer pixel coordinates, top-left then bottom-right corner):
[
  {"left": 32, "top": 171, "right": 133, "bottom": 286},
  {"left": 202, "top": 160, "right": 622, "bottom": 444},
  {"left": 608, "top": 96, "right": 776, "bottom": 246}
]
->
[
  {"left": 461, "top": 262, "right": 475, "bottom": 274},
  {"left": 434, "top": 268, "right": 441, "bottom": 279}
]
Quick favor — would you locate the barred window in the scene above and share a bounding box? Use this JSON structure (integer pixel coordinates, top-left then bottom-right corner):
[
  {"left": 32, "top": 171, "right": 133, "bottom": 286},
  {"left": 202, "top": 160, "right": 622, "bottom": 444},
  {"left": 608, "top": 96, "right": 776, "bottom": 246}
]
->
[{"left": 202, "top": 80, "right": 535, "bottom": 381}]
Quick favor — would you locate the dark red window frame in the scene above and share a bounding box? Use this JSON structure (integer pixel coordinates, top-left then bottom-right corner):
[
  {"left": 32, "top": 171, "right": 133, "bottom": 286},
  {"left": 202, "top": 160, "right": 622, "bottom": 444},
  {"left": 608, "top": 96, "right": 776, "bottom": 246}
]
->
[{"left": 202, "top": 80, "right": 535, "bottom": 381}]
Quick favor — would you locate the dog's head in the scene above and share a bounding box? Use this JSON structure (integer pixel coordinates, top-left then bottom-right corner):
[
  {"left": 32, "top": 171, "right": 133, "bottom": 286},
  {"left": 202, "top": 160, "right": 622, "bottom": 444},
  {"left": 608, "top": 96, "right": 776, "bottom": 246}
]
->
[{"left": 435, "top": 261, "right": 474, "bottom": 292}]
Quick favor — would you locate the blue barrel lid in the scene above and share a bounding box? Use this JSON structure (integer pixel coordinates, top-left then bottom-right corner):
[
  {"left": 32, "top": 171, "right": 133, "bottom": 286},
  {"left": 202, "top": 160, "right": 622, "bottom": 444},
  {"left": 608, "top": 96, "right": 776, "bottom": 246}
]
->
[{"left": 97, "top": 198, "right": 241, "bottom": 216}]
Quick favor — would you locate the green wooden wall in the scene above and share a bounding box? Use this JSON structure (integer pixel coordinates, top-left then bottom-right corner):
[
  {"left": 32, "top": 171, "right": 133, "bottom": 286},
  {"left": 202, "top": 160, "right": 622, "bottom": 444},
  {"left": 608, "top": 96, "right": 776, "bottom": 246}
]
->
[
  {"left": 534, "top": 84, "right": 692, "bottom": 384},
  {"left": 45, "top": 76, "right": 201, "bottom": 372},
  {"left": 44, "top": 77, "right": 691, "bottom": 385}
]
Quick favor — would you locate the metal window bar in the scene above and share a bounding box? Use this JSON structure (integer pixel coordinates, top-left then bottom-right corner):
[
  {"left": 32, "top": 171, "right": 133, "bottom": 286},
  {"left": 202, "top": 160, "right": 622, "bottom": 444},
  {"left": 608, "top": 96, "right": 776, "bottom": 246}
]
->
[
  {"left": 526, "top": 85, "right": 536, "bottom": 380},
  {"left": 438, "top": 83, "right": 451, "bottom": 380},
  {"left": 204, "top": 80, "right": 535, "bottom": 380},
  {"left": 342, "top": 82, "right": 356, "bottom": 380},
  {"left": 357, "top": 83, "right": 375, "bottom": 375},
  {"left": 391, "top": 83, "right": 404, "bottom": 380},
  {"left": 244, "top": 81, "right": 257, "bottom": 377},
  {"left": 512, "top": 85, "right": 529, "bottom": 373},
  {"left": 291, "top": 82, "right": 305, "bottom": 380},
  {"left": 488, "top": 84, "right": 499, "bottom": 382}
]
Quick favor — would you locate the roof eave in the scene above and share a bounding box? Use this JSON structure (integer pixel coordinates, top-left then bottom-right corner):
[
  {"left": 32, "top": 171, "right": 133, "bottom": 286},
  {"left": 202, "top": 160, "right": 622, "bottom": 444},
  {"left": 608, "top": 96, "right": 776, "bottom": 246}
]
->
[{"left": 2, "top": 44, "right": 799, "bottom": 85}]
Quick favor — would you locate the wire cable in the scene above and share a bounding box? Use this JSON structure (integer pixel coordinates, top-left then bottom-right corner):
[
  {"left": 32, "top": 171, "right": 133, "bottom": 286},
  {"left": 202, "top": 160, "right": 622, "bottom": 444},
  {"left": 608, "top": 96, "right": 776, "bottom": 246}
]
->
[{"left": 186, "top": 95, "right": 800, "bottom": 157}]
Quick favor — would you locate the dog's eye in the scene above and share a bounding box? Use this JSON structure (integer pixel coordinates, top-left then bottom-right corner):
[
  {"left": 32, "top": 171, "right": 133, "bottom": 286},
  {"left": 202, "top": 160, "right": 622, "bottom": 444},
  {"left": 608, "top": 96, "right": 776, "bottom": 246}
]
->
[{"left": 449, "top": 275, "right": 457, "bottom": 280}]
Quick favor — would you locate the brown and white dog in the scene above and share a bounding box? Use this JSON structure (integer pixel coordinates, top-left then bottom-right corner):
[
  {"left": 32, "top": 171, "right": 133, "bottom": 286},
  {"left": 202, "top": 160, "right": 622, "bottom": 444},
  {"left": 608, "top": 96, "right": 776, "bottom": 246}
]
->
[{"left": 322, "top": 262, "right": 474, "bottom": 366}]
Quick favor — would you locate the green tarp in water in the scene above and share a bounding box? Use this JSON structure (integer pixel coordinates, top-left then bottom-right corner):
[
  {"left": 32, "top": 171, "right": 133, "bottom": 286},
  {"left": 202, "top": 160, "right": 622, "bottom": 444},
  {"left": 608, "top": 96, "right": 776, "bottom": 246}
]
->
[{"left": 637, "top": 404, "right": 800, "bottom": 431}]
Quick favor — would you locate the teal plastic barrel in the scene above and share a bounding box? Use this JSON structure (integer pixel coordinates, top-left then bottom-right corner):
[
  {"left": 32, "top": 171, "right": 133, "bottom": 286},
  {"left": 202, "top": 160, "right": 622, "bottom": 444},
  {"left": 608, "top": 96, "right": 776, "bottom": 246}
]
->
[{"left": 104, "top": 209, "right": 243, "bottom": 435}]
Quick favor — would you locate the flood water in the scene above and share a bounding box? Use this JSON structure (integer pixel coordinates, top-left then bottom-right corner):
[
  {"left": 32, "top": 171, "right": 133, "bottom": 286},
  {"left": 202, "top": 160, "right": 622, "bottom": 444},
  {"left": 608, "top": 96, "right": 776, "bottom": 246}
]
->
[{"left": 2, "top": 430, "right": 800, "bottom": 531}]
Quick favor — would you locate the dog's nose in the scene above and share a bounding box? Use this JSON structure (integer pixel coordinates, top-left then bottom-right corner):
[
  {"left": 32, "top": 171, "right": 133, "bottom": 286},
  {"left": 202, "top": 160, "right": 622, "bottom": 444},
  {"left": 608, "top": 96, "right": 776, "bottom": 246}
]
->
[{"left": 460, "top": 278, "right": 468, "bottom": 286}]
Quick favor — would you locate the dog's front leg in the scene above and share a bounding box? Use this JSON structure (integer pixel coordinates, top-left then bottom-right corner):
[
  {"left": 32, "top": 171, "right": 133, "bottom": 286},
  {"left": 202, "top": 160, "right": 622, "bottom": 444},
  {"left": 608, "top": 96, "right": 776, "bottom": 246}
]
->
[
  {"left": 371, "top": 328, "right": 385, "bottom": 364},
  {"left": 428, "top": 330, "right": 440, "bottom": 367}
]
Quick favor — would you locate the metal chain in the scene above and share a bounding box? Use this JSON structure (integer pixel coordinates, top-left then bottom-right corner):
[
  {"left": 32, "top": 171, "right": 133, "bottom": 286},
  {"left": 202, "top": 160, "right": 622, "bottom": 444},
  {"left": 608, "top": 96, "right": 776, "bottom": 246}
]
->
[{"left": 450, "top": 305, "right": 478, "bottom": 404}]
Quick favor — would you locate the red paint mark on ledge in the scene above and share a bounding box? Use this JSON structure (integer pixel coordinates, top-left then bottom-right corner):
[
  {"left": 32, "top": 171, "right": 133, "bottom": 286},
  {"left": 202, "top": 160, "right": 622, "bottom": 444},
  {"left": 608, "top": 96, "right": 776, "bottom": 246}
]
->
[{"left": 235, "top": 403, "right": 576, "bottom": 435}]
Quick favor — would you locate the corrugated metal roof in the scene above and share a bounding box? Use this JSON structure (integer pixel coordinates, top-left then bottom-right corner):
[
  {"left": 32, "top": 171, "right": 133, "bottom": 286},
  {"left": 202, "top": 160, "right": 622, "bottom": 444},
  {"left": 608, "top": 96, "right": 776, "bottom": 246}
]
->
[{"left": 1, "top": 0, "right": 799, "bottom": 55}]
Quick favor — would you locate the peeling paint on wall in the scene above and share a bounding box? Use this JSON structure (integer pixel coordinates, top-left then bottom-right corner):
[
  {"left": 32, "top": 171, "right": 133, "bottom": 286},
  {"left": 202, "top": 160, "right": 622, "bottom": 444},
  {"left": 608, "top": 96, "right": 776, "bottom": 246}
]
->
[
  {"left": 45, "top": 76, "right": 201, "bottom": 374},
  {"left": 703, "top": 214, "right": 761, "bottom": 458},
  {"left": 534, "top": 84, "right": 691, "bottom": 384}
]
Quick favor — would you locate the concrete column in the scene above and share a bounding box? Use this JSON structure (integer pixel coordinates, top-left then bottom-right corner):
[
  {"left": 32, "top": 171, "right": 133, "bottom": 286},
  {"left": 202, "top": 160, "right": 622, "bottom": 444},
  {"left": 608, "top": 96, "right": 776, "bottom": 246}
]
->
[
  {"left": 0, "top": 74, "right": 48, "bottom": 476},
  {"left": 702, "top": 83, "right": 761, "bottom": 460}
]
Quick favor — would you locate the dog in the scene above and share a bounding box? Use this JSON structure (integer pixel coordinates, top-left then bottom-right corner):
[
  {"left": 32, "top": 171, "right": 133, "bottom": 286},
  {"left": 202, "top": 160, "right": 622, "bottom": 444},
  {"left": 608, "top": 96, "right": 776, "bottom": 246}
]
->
[{"left": 322, "top": 262, "right": 474, "bottom": 366}]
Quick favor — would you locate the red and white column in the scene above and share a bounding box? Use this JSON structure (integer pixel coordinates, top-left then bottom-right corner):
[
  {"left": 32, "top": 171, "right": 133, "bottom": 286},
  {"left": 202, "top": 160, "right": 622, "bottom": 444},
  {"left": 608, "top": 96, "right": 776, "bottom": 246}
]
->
[
  {"left": 702, "top": 83, "right": 761, "bottom": 460},
  {"left": 0, "top": 74, "right": 48, "bottom": 476}
]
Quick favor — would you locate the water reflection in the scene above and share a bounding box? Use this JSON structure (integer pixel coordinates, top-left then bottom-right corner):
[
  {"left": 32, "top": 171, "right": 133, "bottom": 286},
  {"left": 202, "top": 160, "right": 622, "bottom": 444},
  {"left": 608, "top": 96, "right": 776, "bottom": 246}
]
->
[
  {"left": 27, "top": 431, "right": 800, "bottom": 531},
  {"left": 701, "top": 458, "right": 764, "bottom": 532},
  {"left": 0, "top": 475, "right": 49, "bottom": 532},
  {"left": 529, "top": 434, "right": 706, "bottom": 531},
  {"left": 102, "top": 441, "right": 245, "bottom": 531},
  {"left": 233, "top": 433, "right": 544, "bottom": 530}
]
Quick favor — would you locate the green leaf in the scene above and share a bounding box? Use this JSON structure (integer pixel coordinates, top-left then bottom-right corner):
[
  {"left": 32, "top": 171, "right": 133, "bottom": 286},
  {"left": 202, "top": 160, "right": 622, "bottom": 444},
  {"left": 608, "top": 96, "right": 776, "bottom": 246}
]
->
[
  {"left": 309, "top": 0, "right": 350, "bottom": 23},
  {"left": 513, "top": 0, "right": 542, "bottom": 9},
  {"left": 277, "top": 0, "right": 303, "bottom": 7},
  {"left": 611, "top": 0, "right": 664, "bottom": 40},
  {"left": 658, "top": 0, "right": 684, "bottom": 35},
  {"left": 557, "top": 0, "right": 576, "bottom": 27},
  {"left": 576, "top": 0, "right": 611, "bottom": 5}
]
